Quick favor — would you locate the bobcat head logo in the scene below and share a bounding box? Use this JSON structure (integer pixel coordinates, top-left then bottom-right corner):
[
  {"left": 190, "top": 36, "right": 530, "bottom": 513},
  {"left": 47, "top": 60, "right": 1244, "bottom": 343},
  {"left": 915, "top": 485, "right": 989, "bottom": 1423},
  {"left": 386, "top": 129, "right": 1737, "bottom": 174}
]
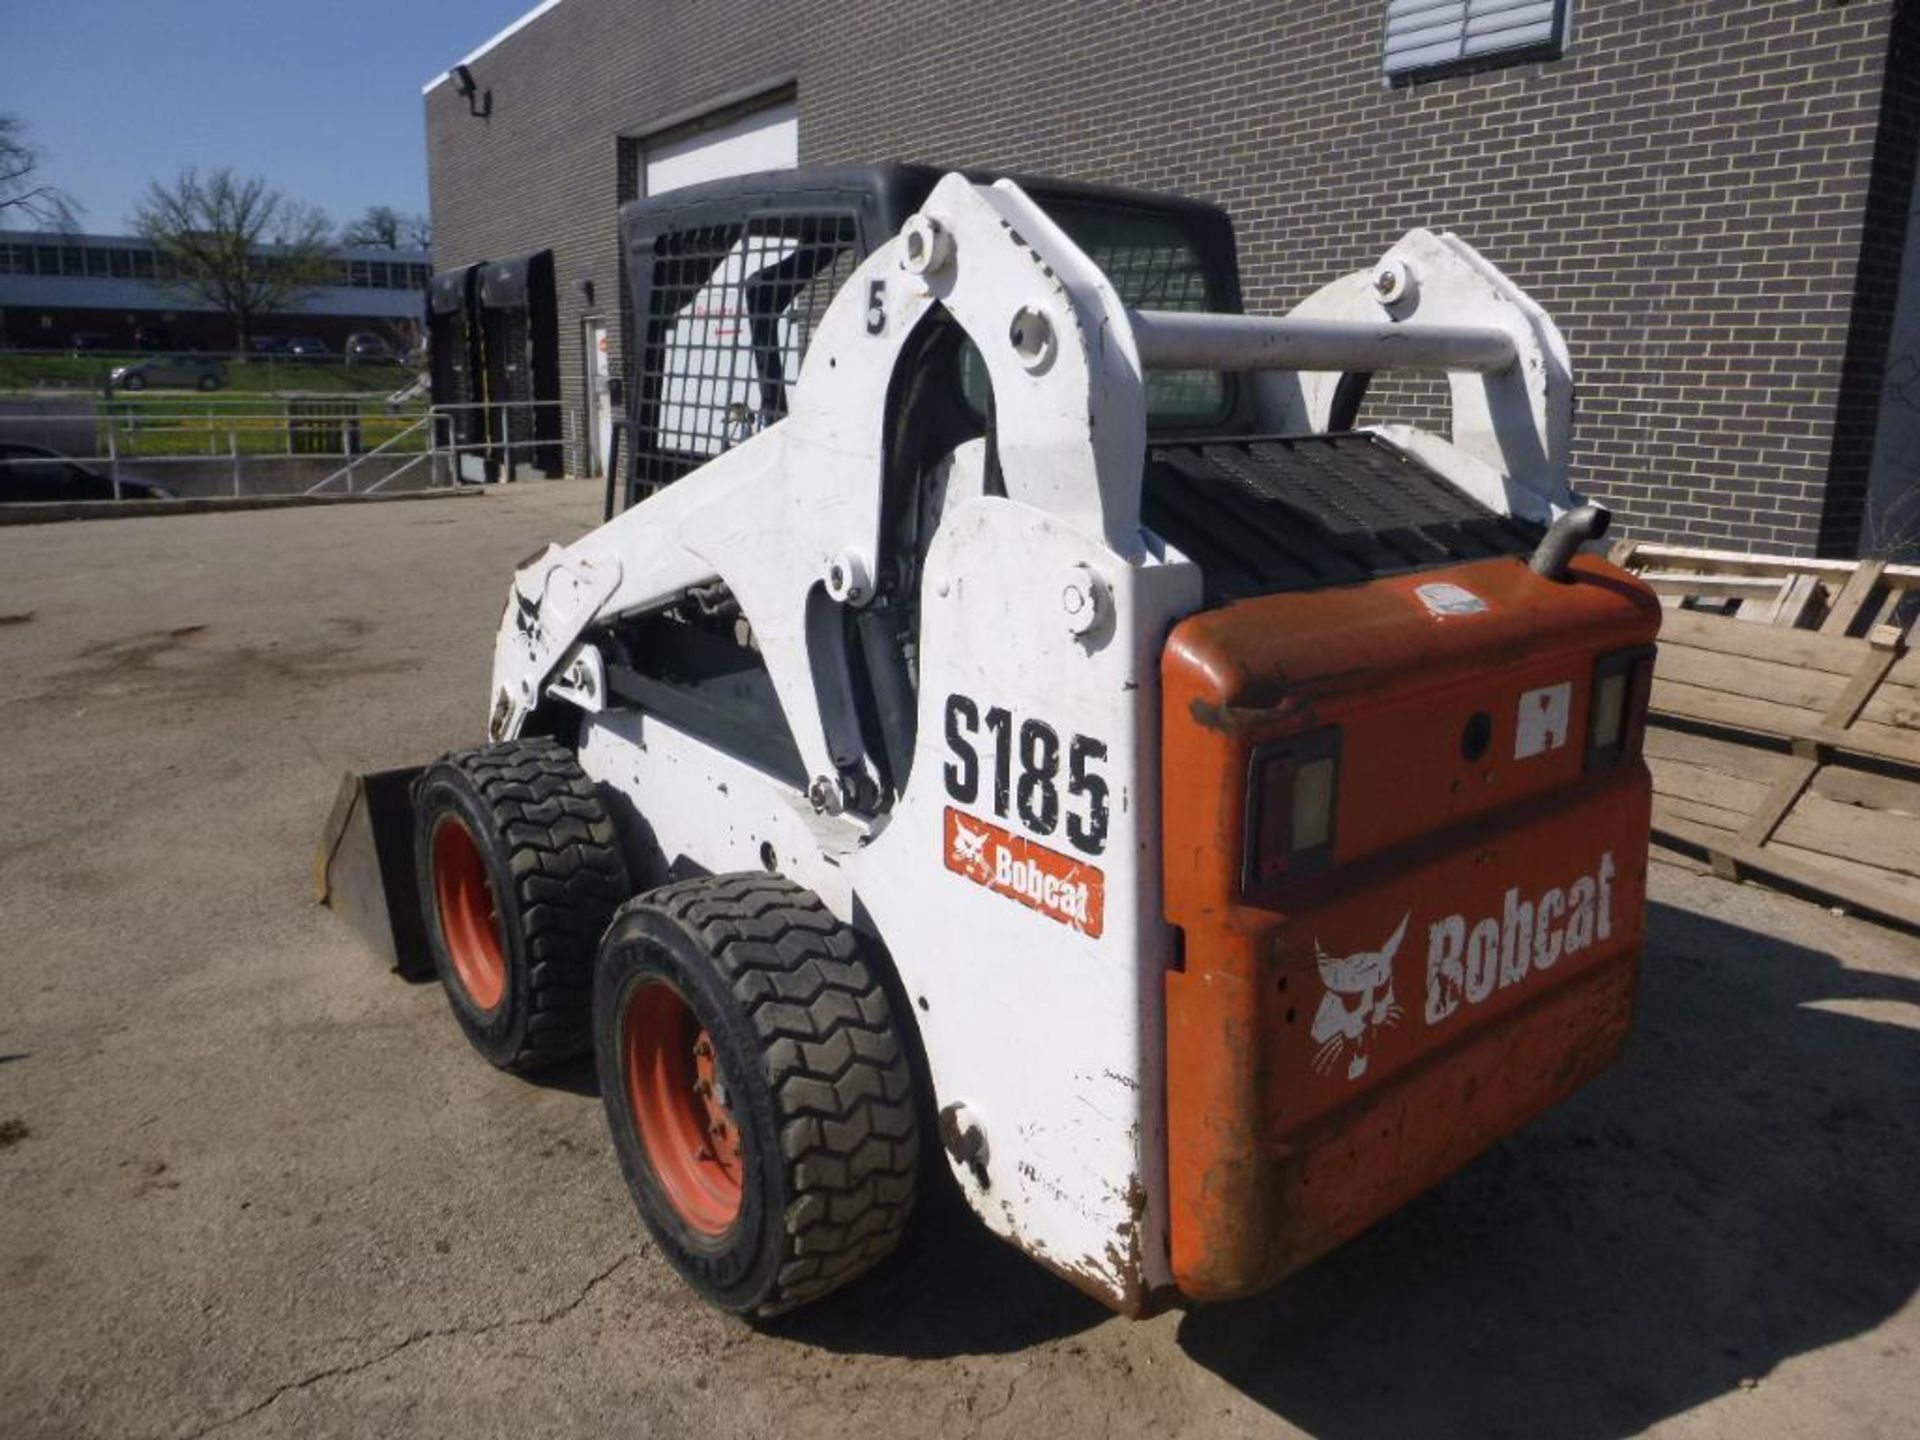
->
[
  {"left": 1309, "top": 914, "right": 1408, "bottom": 1082},
  {"left": 951, "top": 818, "right": 989, "bottom": 873}
]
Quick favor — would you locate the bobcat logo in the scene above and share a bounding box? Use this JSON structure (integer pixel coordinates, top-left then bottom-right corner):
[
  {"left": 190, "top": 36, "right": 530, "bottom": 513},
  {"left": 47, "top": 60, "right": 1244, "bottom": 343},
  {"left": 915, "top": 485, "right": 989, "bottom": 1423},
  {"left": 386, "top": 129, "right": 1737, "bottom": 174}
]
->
[
  {"left": 1310, "top": 915, "right": 1408, "bottom": 1081},
  {"left": 951, "top": 817, "right": 989, "bottom": 871}
]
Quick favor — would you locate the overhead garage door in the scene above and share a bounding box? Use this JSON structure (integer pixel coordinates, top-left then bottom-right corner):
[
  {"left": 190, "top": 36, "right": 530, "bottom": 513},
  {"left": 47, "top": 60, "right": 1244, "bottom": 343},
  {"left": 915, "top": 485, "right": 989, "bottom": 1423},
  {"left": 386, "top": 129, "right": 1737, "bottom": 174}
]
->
[{"left": 644, "top": 100, "right": 798, "bottom": 197}]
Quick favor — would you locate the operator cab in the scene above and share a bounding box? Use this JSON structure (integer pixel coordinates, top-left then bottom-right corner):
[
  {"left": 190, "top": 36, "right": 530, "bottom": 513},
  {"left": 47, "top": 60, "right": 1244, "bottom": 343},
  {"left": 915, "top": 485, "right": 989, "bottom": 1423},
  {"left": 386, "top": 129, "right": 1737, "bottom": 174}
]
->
[{"left": 614, "top": 163, "right": 1261, "bottom": 506}]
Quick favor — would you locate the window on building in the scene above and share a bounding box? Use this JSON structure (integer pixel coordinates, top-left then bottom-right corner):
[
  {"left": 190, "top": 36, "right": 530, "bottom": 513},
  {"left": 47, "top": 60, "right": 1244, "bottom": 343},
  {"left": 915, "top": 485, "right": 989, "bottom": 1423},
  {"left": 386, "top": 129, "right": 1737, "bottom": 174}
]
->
[
  {"left": 130, "top": 249, "right": 154, "bottom": 279},
  {"left": 0, "top": 244, "right": 30, "bottom": 275},
  {"left": 1383, "top": 0, "right": 1568, "bottom": 80}
]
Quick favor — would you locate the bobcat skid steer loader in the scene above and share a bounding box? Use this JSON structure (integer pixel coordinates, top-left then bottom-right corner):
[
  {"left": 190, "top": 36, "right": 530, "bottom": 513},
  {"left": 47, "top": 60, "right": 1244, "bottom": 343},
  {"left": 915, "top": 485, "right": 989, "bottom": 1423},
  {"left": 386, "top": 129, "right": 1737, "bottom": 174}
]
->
[{"left": 318, "top": 164, "right": 1659, "bottom": 1318}]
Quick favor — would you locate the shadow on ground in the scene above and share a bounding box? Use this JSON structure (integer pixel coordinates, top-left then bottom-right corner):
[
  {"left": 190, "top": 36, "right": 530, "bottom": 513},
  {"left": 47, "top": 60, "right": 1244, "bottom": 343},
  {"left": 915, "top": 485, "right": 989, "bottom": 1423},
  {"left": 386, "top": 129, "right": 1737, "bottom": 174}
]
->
[
  {"left": 764, "top": 1176, "right": 1111, "bottom": 1356},
  {"left": 1175, "top": 899, "right": 1920, "bottom": 1437},
  {"left": 522, "top": 1054, "right": 602, "bottom": 1098},
  {"left": 768, "top": 898, "right": 1920, "bottom": 1414}
]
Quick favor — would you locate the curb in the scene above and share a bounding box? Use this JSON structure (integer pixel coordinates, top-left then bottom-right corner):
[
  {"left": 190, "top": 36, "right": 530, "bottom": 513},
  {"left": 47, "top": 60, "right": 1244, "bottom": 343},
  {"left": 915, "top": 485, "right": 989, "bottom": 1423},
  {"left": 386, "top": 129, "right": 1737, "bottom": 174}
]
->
[{"left": 0, "top": 486, "right": 485, "bottom": 527}]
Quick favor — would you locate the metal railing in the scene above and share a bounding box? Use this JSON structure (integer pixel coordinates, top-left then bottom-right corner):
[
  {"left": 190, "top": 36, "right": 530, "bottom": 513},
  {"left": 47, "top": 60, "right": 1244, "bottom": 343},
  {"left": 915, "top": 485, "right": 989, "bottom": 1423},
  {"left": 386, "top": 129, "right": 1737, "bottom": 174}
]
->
[
  {"left": 303, "top": 411, "right": 438, "bottom": 495},
  {"left": 356, "top": 399, "right": 574, "bottom": 492},
  {"left": 1, "top": 398, "right": 581, "bottom": 501}
]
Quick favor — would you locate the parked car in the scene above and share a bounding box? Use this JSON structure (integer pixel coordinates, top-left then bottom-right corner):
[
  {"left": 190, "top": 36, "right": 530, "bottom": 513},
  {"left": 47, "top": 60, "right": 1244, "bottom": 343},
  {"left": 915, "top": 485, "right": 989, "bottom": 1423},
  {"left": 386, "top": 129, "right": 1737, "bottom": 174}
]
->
[
  {"left": 250, "top": 336, "right": 292, "bottom": 355},
  {"left": 132, "top": 326, "right": 174, "bottom": 352},
  {"left": 69, "top": 333, "right": 113, "bottom": 355},
  {"left": 344, "top": 332, "right": 396, "bottom": 364},
  {"left": 0, "top": 442, "right": 176, "bottom": 502},
  {"left": 286, "top": 337, "right": 332, "bottom": 359},
  {"left": 109, "top": 355, "right": 228, "bottom": 392}
]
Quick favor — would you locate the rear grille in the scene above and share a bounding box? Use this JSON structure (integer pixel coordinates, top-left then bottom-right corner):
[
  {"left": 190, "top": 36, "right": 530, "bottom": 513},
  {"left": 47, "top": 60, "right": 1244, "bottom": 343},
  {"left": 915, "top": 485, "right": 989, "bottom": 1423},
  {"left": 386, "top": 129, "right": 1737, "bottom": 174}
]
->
[{"left": 1141, "top": 432, "right": 1543, "bottom": 600}]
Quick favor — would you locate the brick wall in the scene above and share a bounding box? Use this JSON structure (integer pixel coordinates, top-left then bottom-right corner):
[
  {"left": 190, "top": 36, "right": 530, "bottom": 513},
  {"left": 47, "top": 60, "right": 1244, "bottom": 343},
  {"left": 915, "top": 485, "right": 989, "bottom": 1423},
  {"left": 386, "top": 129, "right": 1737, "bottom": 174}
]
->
[{"left": 427, "top": 0, "right": 1908, "bottom": 554}]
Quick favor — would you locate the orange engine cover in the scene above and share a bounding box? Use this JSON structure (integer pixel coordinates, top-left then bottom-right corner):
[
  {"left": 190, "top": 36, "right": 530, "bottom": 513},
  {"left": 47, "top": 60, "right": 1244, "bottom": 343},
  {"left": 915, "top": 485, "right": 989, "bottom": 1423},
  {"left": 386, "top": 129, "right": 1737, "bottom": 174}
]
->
[{"left": 1162, "top": 554, "right": 1660, "bottom": 1302}]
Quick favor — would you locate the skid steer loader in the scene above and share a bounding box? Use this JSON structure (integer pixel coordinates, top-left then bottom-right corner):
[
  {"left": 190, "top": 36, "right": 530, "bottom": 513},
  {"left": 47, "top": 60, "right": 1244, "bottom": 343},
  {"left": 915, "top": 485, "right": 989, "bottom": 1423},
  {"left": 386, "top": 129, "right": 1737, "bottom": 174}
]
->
[{"left": 318, "top": 163, "right": 1659, "bottom": 1318}]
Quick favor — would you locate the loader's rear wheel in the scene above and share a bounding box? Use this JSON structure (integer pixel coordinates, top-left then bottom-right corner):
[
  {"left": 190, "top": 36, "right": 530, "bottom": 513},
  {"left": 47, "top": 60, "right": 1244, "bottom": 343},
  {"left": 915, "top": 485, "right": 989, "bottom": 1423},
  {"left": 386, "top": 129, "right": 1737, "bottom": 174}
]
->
[
  {"left": 413, "top": 739, "right": 629, "bottom": 1073},
  {"left": 594, "top": 874, "right": 920, "bottom": 1317}
]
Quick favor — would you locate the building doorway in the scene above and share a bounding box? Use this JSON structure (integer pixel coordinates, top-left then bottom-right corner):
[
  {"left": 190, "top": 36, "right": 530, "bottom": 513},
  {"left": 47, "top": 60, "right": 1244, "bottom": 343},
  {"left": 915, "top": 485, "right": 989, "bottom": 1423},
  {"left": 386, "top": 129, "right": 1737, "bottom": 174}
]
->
[
  {"left": 582, "top": 316, "right": 611, "bottom": 478},
  {"left": 642, "top": 98, "right": 797, "bottom": 197}
]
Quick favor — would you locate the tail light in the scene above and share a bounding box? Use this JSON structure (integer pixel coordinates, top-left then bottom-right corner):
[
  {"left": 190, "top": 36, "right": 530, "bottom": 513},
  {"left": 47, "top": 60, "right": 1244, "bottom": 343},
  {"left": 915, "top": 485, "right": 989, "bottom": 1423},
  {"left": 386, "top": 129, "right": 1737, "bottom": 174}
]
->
[
  {"left": 1586, "top": 645, "right": 1656, "bottom": 768},
  {"left": 1243, "top": 727, "right": 1342, "bottom": 895}
]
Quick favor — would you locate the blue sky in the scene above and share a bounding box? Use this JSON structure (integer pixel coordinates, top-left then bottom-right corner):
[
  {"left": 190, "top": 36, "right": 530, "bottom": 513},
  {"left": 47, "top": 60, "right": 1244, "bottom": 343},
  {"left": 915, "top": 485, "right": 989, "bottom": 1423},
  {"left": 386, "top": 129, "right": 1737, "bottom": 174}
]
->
[{"left": 2, "top": 1, "right": 536, "bottom": 234}]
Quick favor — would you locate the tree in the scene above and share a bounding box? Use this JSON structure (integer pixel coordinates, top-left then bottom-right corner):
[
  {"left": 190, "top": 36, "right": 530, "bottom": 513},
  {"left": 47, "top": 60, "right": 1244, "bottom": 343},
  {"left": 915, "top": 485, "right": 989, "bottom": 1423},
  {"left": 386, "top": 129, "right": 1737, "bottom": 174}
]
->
[
  {"left": 131, "top": 168, "right": 334, "bottom": 351},
  {"left": 0, "top": 114, "right": 80, "bottom": 230},
  {"left": 340, "top": 204, "right": 431, "bottom": 250}
]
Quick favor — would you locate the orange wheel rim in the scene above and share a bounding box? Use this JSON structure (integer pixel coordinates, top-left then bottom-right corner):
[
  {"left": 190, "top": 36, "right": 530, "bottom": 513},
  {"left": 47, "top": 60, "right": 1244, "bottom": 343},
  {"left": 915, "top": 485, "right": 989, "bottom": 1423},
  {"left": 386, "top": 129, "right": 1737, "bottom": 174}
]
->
[
  {"left": 430, "top": 816, "right": 507, "bottom": 1013},
  {"left": 623, "top": 979, "right": 744, "bottom": 1235}
]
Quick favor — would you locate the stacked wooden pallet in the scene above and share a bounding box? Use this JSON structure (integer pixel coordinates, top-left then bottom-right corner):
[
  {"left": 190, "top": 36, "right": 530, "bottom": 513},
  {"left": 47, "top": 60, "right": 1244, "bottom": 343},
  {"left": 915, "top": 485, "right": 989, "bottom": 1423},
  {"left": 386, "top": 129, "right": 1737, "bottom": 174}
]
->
[{"left": 1611, "top": 542, "right": 1920, "bottom": 930}]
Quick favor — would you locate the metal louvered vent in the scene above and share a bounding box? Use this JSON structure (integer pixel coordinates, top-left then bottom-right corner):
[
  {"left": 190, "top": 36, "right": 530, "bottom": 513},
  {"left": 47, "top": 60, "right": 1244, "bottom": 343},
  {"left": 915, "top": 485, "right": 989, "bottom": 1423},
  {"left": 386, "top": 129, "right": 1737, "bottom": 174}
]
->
[
  {"left": 1384, "top": 0, "right": 1567, "bottom": 79},
  {"left": 1140, "top": 432, "right": 1545, "bottom": 601}
]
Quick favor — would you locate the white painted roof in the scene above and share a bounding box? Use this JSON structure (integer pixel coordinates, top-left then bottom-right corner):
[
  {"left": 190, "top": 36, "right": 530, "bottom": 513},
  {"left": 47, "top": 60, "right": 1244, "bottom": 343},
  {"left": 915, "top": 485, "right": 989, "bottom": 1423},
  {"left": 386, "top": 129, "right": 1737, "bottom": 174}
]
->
[{"left": 422, "top": 0, "right": 570, "bottom": 94}]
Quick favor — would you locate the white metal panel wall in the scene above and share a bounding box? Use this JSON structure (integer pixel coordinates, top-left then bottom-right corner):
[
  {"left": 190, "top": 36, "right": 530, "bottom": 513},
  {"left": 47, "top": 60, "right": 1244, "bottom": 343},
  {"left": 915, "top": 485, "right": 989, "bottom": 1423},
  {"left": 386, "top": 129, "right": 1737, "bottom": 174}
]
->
[
  {"left": 643, "top": 101, "right": 798, "bottom": 197},
  {"left": 1384, "top": 0, "right": 1564, "bottom": 77}
]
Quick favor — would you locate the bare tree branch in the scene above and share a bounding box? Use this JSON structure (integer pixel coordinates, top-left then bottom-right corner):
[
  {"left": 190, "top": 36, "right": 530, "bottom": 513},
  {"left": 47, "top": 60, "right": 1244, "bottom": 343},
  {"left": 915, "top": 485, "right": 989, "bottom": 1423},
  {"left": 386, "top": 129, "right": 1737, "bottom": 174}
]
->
[
  {"left": 340, "top": 205, "right": 431, "bottom": 250},
  {"left": 0, "top": 114, "right": 81, "bottom": 231},
  {"left": 130, "top": 167, "right": 336, "bottom": 351}
]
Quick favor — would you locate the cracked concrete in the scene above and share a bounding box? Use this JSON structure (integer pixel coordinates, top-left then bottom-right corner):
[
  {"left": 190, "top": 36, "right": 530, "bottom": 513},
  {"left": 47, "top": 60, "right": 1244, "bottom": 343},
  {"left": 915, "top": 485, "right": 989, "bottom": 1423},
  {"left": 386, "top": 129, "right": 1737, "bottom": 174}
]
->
[
  {"left": 183, "top": 1257, "right": 635, "bottom": 1440},
  {"left": 2, "top": 483, "right": 1917, "bottom": 1439}
]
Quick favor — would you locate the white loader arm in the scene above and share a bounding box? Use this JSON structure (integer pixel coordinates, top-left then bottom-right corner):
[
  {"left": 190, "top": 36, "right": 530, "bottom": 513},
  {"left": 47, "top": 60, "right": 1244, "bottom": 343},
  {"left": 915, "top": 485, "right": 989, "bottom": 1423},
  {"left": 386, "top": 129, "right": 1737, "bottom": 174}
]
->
[{"left": 487, "top": 174, "right": 1151, "bottom": 802}]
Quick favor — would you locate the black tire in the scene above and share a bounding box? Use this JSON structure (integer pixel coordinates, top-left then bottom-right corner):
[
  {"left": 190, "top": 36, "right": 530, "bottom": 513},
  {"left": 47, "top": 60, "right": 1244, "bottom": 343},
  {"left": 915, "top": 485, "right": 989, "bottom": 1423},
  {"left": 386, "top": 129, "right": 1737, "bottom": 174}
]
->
[
  {"left": 413, "top": 738, "right": 629, "bottom": 1073},
  {"left": 196, "top": 374, "right": 219, "bottom": 392},
  {"left": 594, "top": 874, "right": 920, "bottom": 1317},
  {"left": 121, "top": 374, "right": 146, "bottom": 392}
]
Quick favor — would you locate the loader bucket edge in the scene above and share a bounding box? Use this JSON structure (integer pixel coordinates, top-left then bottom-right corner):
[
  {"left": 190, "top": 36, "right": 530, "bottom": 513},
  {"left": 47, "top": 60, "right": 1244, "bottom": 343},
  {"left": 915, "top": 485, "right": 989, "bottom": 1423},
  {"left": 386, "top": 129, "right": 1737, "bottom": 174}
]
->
[{"left": 314, "top": 766, "right": 433, "bottom": 978}]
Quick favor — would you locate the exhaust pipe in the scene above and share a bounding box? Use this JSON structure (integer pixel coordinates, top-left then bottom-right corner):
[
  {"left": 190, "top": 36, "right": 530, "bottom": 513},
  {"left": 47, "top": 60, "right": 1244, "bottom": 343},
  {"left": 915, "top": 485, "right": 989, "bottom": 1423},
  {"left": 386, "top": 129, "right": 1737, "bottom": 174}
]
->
[{"left": 1530, "top": 503, "right": 1611, "bottom": 581}]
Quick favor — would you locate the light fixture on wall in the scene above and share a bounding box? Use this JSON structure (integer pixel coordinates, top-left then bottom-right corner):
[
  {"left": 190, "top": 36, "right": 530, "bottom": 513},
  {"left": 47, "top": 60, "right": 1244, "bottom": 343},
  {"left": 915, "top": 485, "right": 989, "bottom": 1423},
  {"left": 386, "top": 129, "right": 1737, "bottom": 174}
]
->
[
  {"left": 449, "top": 64, "right": 491, "bottom": 120},
  {"left": 572, "top": 278, "right": 596, "bottom": 306}
]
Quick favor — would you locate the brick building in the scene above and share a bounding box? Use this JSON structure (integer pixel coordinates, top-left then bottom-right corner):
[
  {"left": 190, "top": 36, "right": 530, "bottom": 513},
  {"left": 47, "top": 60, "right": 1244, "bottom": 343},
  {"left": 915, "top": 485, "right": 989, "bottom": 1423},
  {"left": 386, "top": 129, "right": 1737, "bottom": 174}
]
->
[{"left": 425, "top": 0, "right": 1918, "bottom": 555}]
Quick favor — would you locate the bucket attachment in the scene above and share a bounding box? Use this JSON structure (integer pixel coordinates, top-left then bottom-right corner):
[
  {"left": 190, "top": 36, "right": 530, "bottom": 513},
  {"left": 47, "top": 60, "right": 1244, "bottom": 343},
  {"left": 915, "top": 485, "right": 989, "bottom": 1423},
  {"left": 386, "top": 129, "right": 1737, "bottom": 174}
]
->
[{"left": 313, "top": 767, "right": 431, "bottom": 977}]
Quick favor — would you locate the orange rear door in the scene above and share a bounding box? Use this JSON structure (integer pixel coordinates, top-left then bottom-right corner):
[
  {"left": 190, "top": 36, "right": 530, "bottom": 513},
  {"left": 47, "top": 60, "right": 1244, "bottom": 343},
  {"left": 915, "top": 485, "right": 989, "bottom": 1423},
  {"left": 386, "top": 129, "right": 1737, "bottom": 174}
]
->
[{"left": 1161, "top": 552, "right": 1659, "bottom": 1301}]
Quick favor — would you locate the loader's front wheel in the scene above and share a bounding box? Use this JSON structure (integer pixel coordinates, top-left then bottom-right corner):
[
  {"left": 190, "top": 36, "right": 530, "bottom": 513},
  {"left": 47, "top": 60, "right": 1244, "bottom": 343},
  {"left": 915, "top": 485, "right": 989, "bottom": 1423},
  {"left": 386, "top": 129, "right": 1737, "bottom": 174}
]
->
[
  {"left": 594, "top": 874, "right": 920, "bottom": 1317},
  {"left": 413, "top": 739, "right": 629, "bottom": 1073}
]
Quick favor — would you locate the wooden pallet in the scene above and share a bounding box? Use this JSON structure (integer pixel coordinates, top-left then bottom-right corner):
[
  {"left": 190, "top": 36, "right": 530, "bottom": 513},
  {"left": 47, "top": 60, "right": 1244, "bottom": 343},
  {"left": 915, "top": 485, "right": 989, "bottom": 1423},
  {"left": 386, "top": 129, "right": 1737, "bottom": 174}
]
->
[
  {"left": 1612, "top": 542, "right": 1920, "bottom": 634},
  {"left": 1614, "top": 544, "right": 1920, "bottom": 931}
]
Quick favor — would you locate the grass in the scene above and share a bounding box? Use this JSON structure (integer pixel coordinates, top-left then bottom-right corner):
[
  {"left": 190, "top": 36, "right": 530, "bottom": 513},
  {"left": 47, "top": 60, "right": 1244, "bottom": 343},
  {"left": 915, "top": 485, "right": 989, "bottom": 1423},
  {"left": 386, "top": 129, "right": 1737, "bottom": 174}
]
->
[
  {"left": 0, "top": 351, "right": 418, "bottom": 396},
  {"left": 98, "top": 396, "right": 430, "bottom": 457},
  {"left": 0, "top": 353, "right": 107, "bottom": 391},
  {"left": 0, "top": 350, "right": 430, "bottom": 458}
]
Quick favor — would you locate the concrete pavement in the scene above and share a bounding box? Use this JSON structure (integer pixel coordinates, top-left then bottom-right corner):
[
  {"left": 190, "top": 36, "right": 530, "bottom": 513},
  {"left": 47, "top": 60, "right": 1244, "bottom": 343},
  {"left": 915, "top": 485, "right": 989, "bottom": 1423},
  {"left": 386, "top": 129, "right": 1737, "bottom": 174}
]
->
[{"left": 1, "top": 483, "right": 1915, "bottom": 1439}]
